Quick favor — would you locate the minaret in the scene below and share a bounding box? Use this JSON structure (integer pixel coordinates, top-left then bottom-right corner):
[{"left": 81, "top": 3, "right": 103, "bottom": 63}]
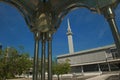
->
[{"left": 67, "top": 19, "right": 74, "bottom": 54}]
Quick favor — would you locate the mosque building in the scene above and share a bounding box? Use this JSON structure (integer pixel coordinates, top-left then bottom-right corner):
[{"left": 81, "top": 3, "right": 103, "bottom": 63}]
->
[{"left": 57, "top": 19, "right": 120, "bottom": 73}]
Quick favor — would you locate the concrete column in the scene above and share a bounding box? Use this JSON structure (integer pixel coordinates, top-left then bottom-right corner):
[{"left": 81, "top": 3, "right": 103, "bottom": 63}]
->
[
  {"left": 102, "top": 6, "right": 120, "bottom": 57},
  {"left": 98, "top": 64, "right": 102, "bottom": 75},
  {"left": 41, "top": 33, "right": 46, "bottom": 80},
  {"left": 108, "top": 62, "right": 111, "bottom": 72},
  {"left": 98, "top": 64, "right": 101, "bottom": 72},
  {"left": 81, "top": 65, "right": 84, "bottom": 75},
  {"left": 33, "top": 32, "right": 40, "bottom": 80},
  {"left": 47, "top": 33, "right": 53, "bottom": 80}
]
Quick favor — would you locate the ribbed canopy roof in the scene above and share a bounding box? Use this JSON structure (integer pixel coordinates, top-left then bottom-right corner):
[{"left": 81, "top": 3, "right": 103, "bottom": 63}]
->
[{"left": 0, "top": 0, "right": 119, "bottom": 32}]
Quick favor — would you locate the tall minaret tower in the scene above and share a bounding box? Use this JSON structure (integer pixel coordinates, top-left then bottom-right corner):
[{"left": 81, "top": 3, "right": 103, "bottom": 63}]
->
[{"left": 67, "top": 19, "right": 74, "bottom": 54}]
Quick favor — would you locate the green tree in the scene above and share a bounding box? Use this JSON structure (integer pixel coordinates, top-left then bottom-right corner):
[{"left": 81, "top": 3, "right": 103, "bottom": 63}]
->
[
  {"left": 0, "top": 46, "right": 32, "bottom": 79},
  {"left": 53, "top": 59, "right": 71, "bottom": 80},
  {"left": 15, "top": 53, "right": 32, "bottom": 75},
  {"left": 0, "top": 49, "right": 5, "bottom": 79}
]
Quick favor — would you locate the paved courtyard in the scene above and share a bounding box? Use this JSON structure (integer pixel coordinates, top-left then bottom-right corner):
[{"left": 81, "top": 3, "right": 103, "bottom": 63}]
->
[{"left": 7, "top": 72, "right": 120, "bottom": 80}]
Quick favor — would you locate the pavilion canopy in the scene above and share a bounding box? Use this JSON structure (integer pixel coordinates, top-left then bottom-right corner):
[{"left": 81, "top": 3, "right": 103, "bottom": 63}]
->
[{"left": 0, "top": 0, "right": 119, "bottom": 32}]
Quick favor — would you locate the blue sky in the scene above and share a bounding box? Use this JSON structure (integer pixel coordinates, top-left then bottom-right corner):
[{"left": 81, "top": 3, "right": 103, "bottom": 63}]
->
[{"left": 0, "top": 2, "right": 120, "bottom": 58}]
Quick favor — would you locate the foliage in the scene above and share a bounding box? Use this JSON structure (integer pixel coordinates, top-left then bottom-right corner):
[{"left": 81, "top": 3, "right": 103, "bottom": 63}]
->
[
  {"left": 0, "top": 46, "right": 32, "bottom": 79},
  {"left": 52, "top": 59, "right": 71, "bottom": 80}
]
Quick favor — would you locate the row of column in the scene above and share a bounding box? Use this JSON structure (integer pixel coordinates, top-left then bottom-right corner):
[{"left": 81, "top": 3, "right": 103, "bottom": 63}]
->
[
  {"left": 33, "top": 32, "right": 52, "bottom": 80},
  {"left": 79, "top": 63, "right": 111, "bottom": 74}
]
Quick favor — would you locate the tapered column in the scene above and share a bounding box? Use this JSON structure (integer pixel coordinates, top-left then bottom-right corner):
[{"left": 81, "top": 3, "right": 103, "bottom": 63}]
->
[
  {"left": 98, "top": 64, "right": 101, "bottom": 72},
  {"left": 47, "top": 33, "right": 52, "bottom": 80},
  {"left": 81, "top": 65, "right": 84, "bottom": 75},
  {"left": 33, "top": 32, "right": 40, "bottom": 80},
  {"left": 102, "top": 6, "right": 120, "bottom": 57},
  {"left": 98, "top": 64, "right": 102, "bottom": 75},
  {"left": 108, "top": 62, "right": 111, "bottom": 71},
  {"left": 41, "top": 33, "right": 46, "bottom": 80}
]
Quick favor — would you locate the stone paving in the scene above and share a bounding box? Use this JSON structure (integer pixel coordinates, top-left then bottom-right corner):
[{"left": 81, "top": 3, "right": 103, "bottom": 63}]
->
[
  {"left": 86, "top": 73, "right": 120, "bottom": 80},
  {"left": 7, "top": 72, "right": 120, "bottom": 80}
]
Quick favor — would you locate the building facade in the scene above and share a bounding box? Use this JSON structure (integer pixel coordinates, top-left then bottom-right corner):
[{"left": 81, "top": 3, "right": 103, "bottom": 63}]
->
[{"left": 57, "top": 44, "right": 120, "bottom": 73}]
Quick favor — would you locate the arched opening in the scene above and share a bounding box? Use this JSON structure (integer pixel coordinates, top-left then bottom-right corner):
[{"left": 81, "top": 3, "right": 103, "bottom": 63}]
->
[
  {"left": 56, "top": 5, "right": 120, "bottom": 75},
  {"left": 53, "top": 8, "right": 114, "bottom": 56}
]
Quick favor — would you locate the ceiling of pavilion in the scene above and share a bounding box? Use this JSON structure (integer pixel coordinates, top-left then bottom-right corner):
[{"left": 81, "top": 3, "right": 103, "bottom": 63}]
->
[{"left": 0, "top": 0, "right": 119, "bottom": 32}]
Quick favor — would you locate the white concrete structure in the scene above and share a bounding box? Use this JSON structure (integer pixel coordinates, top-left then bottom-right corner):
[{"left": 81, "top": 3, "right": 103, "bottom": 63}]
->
[
  {"left": 57, "top": 44, "right": 120, "bottom": 73},
  {"left": 66, "top": 19, "right": 74, "bottom": 54}
]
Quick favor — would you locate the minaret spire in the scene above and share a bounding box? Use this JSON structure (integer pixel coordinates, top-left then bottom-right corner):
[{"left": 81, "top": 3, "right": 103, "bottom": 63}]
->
[
  {"left": 67, "top": 18, "right": 74, "bottom": 54},
  {"left": 67, "top": 19, "right": 72, "bottom": 33}
]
